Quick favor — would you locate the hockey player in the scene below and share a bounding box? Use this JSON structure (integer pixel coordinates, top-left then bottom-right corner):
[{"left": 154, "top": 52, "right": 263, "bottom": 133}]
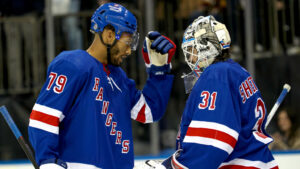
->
[
  {"left": 28, "top": 3, "right": 176, "bottom": 169},
  {"left": 139, "top": 16, "right": 278, "bottom": 169}
]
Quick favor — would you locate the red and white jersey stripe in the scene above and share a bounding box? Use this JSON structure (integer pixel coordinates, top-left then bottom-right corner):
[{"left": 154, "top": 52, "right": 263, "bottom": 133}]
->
[
  {"left": 183, "top": 121, "right": 239, "bottom": 154},
  {"left": 218, "top": 158, "right": 278, "bottom": 169},
  {"left": 131, "top": 94, "right": 153, "bottom": 123},
  {"left": 253, "top": 131, "right": 273, "bottom": 144},
  {"left": 29, "top": 104, "right": 64, "bottom": 135}
]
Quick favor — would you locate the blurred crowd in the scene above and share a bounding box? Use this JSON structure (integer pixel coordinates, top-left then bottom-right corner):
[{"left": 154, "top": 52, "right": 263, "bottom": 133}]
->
[{"left": 269, "top": 107, "right": 300, "bottom": 150}]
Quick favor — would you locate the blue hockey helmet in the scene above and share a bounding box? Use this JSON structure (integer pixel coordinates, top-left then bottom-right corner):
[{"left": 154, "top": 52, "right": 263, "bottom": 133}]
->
[{"left": 90, "top": 3, "right": 139, "bottom": 50}]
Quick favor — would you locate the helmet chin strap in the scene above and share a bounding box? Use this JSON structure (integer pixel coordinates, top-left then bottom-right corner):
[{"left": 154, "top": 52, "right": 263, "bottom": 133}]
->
[{"left": 99, "top": 32, "right": 117, "bottom": 65}]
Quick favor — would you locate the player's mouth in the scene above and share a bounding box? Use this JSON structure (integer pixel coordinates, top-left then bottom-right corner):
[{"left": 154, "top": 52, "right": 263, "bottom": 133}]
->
[{"left": 121, "top": 55, "right": 128, "bottom": 60}]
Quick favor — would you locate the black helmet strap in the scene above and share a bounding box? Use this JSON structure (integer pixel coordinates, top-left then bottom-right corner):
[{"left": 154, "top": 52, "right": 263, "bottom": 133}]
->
[{"left": 98, "top": 32, "right": 117, "bottom": 65}]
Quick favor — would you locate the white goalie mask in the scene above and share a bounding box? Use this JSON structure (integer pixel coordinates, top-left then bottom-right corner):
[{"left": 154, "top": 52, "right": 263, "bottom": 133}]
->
[{"left": 181, "top": 15, "right": 231, "bottom": 93}]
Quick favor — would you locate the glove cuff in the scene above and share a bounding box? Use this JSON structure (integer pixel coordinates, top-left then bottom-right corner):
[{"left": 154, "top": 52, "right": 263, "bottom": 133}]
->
[{"left": 146, "top": 64, "right": 171, "bottom": 76}]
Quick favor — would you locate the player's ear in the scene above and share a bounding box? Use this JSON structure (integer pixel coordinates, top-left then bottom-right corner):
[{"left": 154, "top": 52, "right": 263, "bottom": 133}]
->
[{"left": 102, "top": 27, "right": 116, "bottom": 45}]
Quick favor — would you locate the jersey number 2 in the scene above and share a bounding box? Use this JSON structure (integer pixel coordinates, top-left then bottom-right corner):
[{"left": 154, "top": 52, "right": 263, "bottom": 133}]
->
[
  {"left": 252, "top": 97, "right": 272, "bottom": 144},
  {"left": 46, "top": 72, "right": 67, "bottom": 94},
  {"left": 253, "top": 98, "right": 266, "bottom": 133}
]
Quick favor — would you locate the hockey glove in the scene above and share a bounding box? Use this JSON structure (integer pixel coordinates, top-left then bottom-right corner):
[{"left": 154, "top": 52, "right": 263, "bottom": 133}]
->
[
  {"left": 40, "top": 159, "right": 67, "bottom": 169},
  {"left": 142, "top": 31, "right": 176, "bottom": 75}
]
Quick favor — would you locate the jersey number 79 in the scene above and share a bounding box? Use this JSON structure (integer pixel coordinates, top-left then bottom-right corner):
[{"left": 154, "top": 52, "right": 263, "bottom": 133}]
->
[{"left": 46, "top": 72, "right": 68, "bottom": 94}]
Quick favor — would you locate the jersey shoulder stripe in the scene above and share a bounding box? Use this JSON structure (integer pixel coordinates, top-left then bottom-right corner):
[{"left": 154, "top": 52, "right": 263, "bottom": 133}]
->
[
  {"left": 29, "top": 104, "right": 64, "bottom": 134},
  {"left": 32, "top": 104, "right": 63, "bottom": 119},
  {"left": 189, "top": 121, "right": 239, "bottom": 138},
  {"left": 30, "top": 110, "right": 59, "bottom": 126},
  {"left": 183, "top": 121, "right": 239, "bottom": 154},
  {"left": 29, "top": 120, "right": 59, "bottom": 134}
]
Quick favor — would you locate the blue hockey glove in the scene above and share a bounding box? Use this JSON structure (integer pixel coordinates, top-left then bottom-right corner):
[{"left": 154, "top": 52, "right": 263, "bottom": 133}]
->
[{"left": 142, "top": 31, "right": 176, "bottom": 75}]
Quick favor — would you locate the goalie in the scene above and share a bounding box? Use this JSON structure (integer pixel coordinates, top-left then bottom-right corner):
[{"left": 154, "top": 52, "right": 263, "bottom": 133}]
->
[{"left": 138, "top": 16, "right": 278, "bottom": 169}]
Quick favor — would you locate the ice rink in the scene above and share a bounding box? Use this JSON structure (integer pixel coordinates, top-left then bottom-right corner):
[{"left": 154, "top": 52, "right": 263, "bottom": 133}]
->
[{"left": 0, "top": 151, "right": 299, "bottom": 169}]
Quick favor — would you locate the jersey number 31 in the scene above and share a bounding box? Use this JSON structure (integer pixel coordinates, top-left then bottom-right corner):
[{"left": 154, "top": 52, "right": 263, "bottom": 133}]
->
[{"left": 198, "top": 91, "right": 217, "bottom": 110}]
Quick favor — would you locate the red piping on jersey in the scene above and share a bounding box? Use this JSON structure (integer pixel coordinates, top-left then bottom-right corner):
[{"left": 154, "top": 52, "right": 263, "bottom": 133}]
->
[{"left": 103, "top": 64, "right": 111, "bottom": 76}]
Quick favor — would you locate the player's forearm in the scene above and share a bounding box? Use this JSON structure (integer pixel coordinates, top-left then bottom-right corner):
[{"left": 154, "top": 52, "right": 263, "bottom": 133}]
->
[
  {"left": 176, "top": 144, "right": 228, "bottom": 168},
  {"left": 28, "top": 127, "right": 60, "bottom": 165},
  {"left": 142, "top": 74, "right": 174, "bottom": 121}
]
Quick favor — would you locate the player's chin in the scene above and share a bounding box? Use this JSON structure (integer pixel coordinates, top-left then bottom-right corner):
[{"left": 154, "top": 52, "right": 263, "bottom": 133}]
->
[
  {"left": 111, "top": 59, "right": 123, "bottom": 66},
  {"left": 118, "top": 57, "right": 125, "bottom": 65}
]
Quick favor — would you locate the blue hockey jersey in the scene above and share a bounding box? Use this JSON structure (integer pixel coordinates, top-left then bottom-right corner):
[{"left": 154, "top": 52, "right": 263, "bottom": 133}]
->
[
  {"left": 173, "top": 59, "right": 278, "bottom": 169},
  {"left": 28, "top": 50, "right": 174, "bottom": 169}
]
